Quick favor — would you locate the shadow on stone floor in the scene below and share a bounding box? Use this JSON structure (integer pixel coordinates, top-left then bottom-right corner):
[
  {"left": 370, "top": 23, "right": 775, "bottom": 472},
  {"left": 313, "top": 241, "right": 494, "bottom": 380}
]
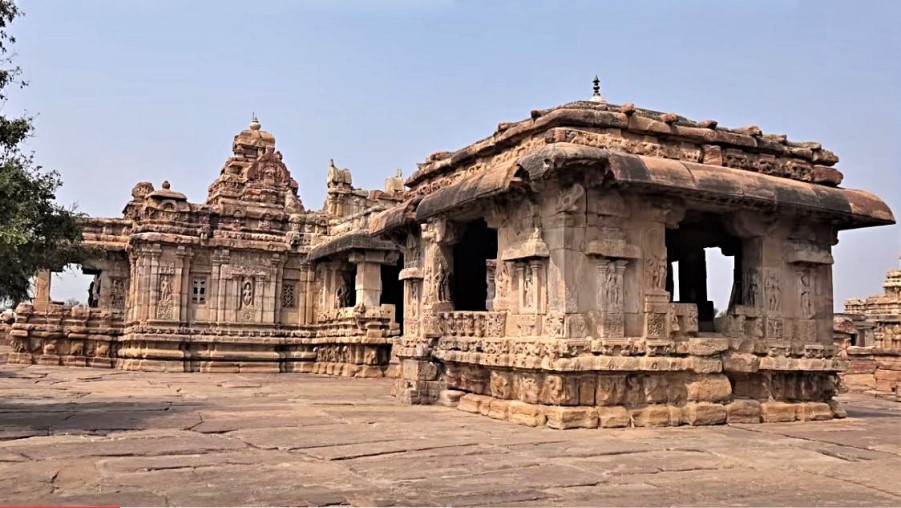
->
[
  {"left": 0, "top": 399, "right": 207, "bottom": 438},
  {"left": 845, "top": 407, "right": 901, "bottom": 419}
]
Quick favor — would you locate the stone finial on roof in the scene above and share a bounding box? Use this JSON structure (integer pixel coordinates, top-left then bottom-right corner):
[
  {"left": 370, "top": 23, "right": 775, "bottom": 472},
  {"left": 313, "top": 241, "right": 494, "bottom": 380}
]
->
[
  {"left": 590, "top": 75, "right": 606, "bottom": 104},
  {"left": 249, "top": 113, "right": 261, "bottom": 131}
]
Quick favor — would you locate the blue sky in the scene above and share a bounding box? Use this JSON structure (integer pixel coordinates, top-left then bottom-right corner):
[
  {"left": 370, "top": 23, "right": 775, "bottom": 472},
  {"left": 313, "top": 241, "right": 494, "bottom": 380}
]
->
[{"left": 7, "top": 0, "right": 900, "bottom": 309}]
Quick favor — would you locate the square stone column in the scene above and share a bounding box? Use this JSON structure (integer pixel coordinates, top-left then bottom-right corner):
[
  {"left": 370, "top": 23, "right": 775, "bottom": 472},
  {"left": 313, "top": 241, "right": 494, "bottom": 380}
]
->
[{"left": 355, "top": 262, "right": 381, "bottom": 309}]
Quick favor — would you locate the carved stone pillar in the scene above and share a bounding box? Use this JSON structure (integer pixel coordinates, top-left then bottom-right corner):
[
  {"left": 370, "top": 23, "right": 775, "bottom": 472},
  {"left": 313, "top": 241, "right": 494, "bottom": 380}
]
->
[
  {"left": 209, "top": 251, "right": 223, "bottom": 323},
  {"left": 215, "top": 250, "right": 230, "bottom": 325},
  {"left": 173, "top": 246, "right": 189, "bottom": 323},
  {"left": 148, "top": 245, "right": 162, "bottom": 321},
  {"left": 485, "top": 260, "right": 497, "bottom": 311},
  {"left": 33, "top": 270, "right": 51, "bottom": 311}
]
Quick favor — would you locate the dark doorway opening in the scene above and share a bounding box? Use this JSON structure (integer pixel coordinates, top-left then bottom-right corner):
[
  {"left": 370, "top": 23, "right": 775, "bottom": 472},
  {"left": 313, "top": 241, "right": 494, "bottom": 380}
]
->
[
  {"left": 666, "top": 211, "right": 741, "bottom": 332},
  {"left": 380, "top": 255, "right": 404, "bottom": 334},
  {"left": 452, "top": 219, "right": 498, "bottom": 311}
]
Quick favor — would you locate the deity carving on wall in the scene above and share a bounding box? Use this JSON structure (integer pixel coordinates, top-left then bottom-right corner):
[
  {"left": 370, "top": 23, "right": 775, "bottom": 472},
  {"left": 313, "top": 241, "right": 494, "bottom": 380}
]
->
[
  {"left": 436, "top": 263, "right": 452, "bottom": 303},
  {"left": 240, "top": 278, "right": 255, "bottom": 308},
  {"left": 799, "top": 267, "right": 813, "bottom": 319},
  {"left": 522, "top": 266, "right": 533, "bottom": 309},
  {"left": 646, "top": 257, "right": 666, "bottom": 291},
  {"left": 110, "top": 277, "right": 125, "bottom": 309},
  {"left": 157, "top": 274, "right": 174, "bottom": 319},
  {"left": 765, "top": 273, "right": 780, "bottom": 312}
]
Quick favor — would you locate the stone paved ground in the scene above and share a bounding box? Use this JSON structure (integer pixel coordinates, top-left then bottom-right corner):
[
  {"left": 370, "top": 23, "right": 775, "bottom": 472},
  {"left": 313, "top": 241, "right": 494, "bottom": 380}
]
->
[{"left": 1, "top": 362, "right": 900, "bottom": 507}]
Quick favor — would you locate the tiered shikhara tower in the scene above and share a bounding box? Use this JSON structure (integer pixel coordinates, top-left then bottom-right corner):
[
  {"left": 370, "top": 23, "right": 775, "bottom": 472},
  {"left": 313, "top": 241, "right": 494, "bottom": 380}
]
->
[{"left": 7, "top": 88, "right": 897, "bottom": 428}]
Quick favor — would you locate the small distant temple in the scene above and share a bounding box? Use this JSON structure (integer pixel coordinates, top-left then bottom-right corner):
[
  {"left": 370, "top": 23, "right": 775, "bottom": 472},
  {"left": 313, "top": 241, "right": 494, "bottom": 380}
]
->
[
  {"left": 8, "top": 82, "right": 896, "bottom": 428},
  {"left": 836, "top": 259, "right": 901, "bottom": 397}
]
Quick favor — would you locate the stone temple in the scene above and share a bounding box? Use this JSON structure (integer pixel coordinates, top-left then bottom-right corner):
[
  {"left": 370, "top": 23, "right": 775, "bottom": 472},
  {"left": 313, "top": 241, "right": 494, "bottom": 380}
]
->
[
  {"left": 835, "top": 257, "right": 901, "bottom": 398},
  {"left": 7, "top": 85, "right": 896, "bottom": 428}
]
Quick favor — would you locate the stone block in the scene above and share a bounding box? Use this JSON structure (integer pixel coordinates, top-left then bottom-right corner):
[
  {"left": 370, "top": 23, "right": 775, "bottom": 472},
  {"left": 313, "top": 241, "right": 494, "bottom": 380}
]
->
[
  {"left": 726, "top": 399, "right": 761, "bottom": 423},
  {"left": 36, "top": 354, "right": 61, "bottom": 366},
  {"left": 457, "top": 394, "right": 488, "bottom": 414},
  {"left": 597, "top": 406, "right": 630, "bottom": 428},
  {"left": 723, "top": 353, "right": 760, "bottom": 373},
  {"left": 545, "top": 406, "right": 599, "bottom": 429},
  {"left": 487, "top": 399, "right": 510, "bottom": 420},
  {"left": 630, "top": 405, "right": 672, "bottom": 427},
  {"left": 401, "top": 359, "right": 440, "bottom": 381},
  {"left": 688, "top": 338, "right": 730, "bottom": 356},
  {"left": 682, "top": 402, "right": 727, "bottom": 426},
  {"left": 827, "top": 399, "right": 847, "bottom": 418},
  {"left": 797, "top": 402, "right": 832, "bottom": 421},
  {"left": 685, "top": 374, "right": 732, "bottom": 402},
  {"left": 596, "top": 375, "right": 627, "bottom": 406},
  {"left": 579, "top": 376, "right": 597, "bottom": 406},
  {"left": 875, "top": 357, "right": 901, "bottom": 370},
  {"left": 760, "top": 401, "right": 797, "bottom": 423},
  {"left": 875, "top": 379, "right": 899, "bottom": 393},
  {"left": 437, "top": 389, "right": 465, "bottom": 407},
  {"left": 689, "top": 357, "right": 723, "bottom": 373},
  {"left": 508, "top": 401, "right": 546, "bottom": 427},
  {"left": 874, "top": 369, "right": 901, "bottom": 382},
  {"left": 665, "top": 374, "right": 688, "bottom": 404},
  {"left": 812, "top": 165, "right": 843, "bottom": 186}
]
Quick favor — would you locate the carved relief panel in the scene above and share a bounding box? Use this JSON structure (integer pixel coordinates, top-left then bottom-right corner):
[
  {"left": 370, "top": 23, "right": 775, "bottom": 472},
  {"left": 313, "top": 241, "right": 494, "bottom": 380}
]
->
[
  {"left": 157, "top": 273, "right": 174, "bottom": 319},
  {"left": 109, "top": 277, "right": 126, "bottom": 310},
  {"left": 238, "top": 277, "right": 255, "bottom": 322},
  {"left": 516, "top": 260, "right": 546, "bottom": 313}
]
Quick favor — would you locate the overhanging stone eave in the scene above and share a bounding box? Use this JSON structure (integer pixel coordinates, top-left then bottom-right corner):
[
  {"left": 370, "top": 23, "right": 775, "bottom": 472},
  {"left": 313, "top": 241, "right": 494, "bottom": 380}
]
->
[
  {"left": 308, "top": 231, "right": 397, "bottom": 261},
  {"left": 517, "top": 143, "right": 894, "bottom": 228},
  {"left": 414, "top": 161, "right": 526, "bottom": 222}
]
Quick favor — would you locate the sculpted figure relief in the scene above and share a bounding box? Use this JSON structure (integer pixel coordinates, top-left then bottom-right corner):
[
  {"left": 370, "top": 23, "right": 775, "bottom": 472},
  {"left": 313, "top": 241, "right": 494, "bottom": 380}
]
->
[
  {"left": 437, "top": 264, "right": 452, "bottom": 303},
  {"left": 646, "top": 257, "right": 666, "bottom": 291},
  {"left": 744, "top": 271, "right": 760, "bottom": 308},
  {"left": 241, "top": 279, "right": 254, "bottom": 308},
  {"left": 765, "top": 273, "right": 780, "bottom": 312},
  {"left": 157, "top": 275, "right": 174, "bottom": 319},
  {"left": 522, "top": 266, "right": 533, "bottom": 309},
  {"left": 799, "top": 268, "right": 813, "bottom": 319},
  {"left": 336, "top": 281, "right": 351, "bottom": 309}
]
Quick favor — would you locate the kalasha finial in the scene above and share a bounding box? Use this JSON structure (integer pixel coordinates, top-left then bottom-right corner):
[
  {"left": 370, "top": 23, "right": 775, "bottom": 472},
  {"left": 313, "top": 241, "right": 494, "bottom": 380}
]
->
[
  {"left": 250, "top": 113, "right": 261, "bottom": 131},
  {"left": 590, "top": 74, "right": 606, "bottom": 104}
]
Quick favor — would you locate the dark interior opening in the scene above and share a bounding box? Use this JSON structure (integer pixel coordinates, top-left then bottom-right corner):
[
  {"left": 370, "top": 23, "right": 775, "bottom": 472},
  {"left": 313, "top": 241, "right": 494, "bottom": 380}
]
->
[
  {"left": 337, "top": 264, "right": 357, "bottom": 308},
  {"left": 380, "top": 255, "right": 404, "bottom": 334},
  {"left": 666, "top": 211, "right": 742, "bottom": 332},
  {"left": 452, "top": 219, "right": 498, "bottom": 311}
]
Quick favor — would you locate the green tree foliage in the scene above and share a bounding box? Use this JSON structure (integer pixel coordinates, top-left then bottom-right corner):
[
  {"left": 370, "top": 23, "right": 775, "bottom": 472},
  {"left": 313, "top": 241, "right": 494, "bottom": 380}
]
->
[{"left": 0, "top": 1, "right": 85, "bottom": 304}]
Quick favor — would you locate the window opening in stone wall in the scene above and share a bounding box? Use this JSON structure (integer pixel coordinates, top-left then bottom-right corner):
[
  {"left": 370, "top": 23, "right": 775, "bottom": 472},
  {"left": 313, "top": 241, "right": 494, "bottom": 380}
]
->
[
  {"left": 707, "top": 247, "right": 735, "bottom": 320},
  {"left": 281, "top": 281, "right": 296, "bottom": 309},
  {"left": 48, "top": 264, "right": 95, "bottom": 307},
  {"left": 669, "top": 261, "right": 681, "bottom": 301},
  {"left": 191, "top": 277, "right": 207, "bottom": 304},
  {"left": 666, "top": 211, "right": 741, "bottom": 333},
  {"left": 451, "top": 219, "right": 499, "bottom": 311},
  {"left": 380, "top": 255, "right": 404, "bottom": 334}
]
